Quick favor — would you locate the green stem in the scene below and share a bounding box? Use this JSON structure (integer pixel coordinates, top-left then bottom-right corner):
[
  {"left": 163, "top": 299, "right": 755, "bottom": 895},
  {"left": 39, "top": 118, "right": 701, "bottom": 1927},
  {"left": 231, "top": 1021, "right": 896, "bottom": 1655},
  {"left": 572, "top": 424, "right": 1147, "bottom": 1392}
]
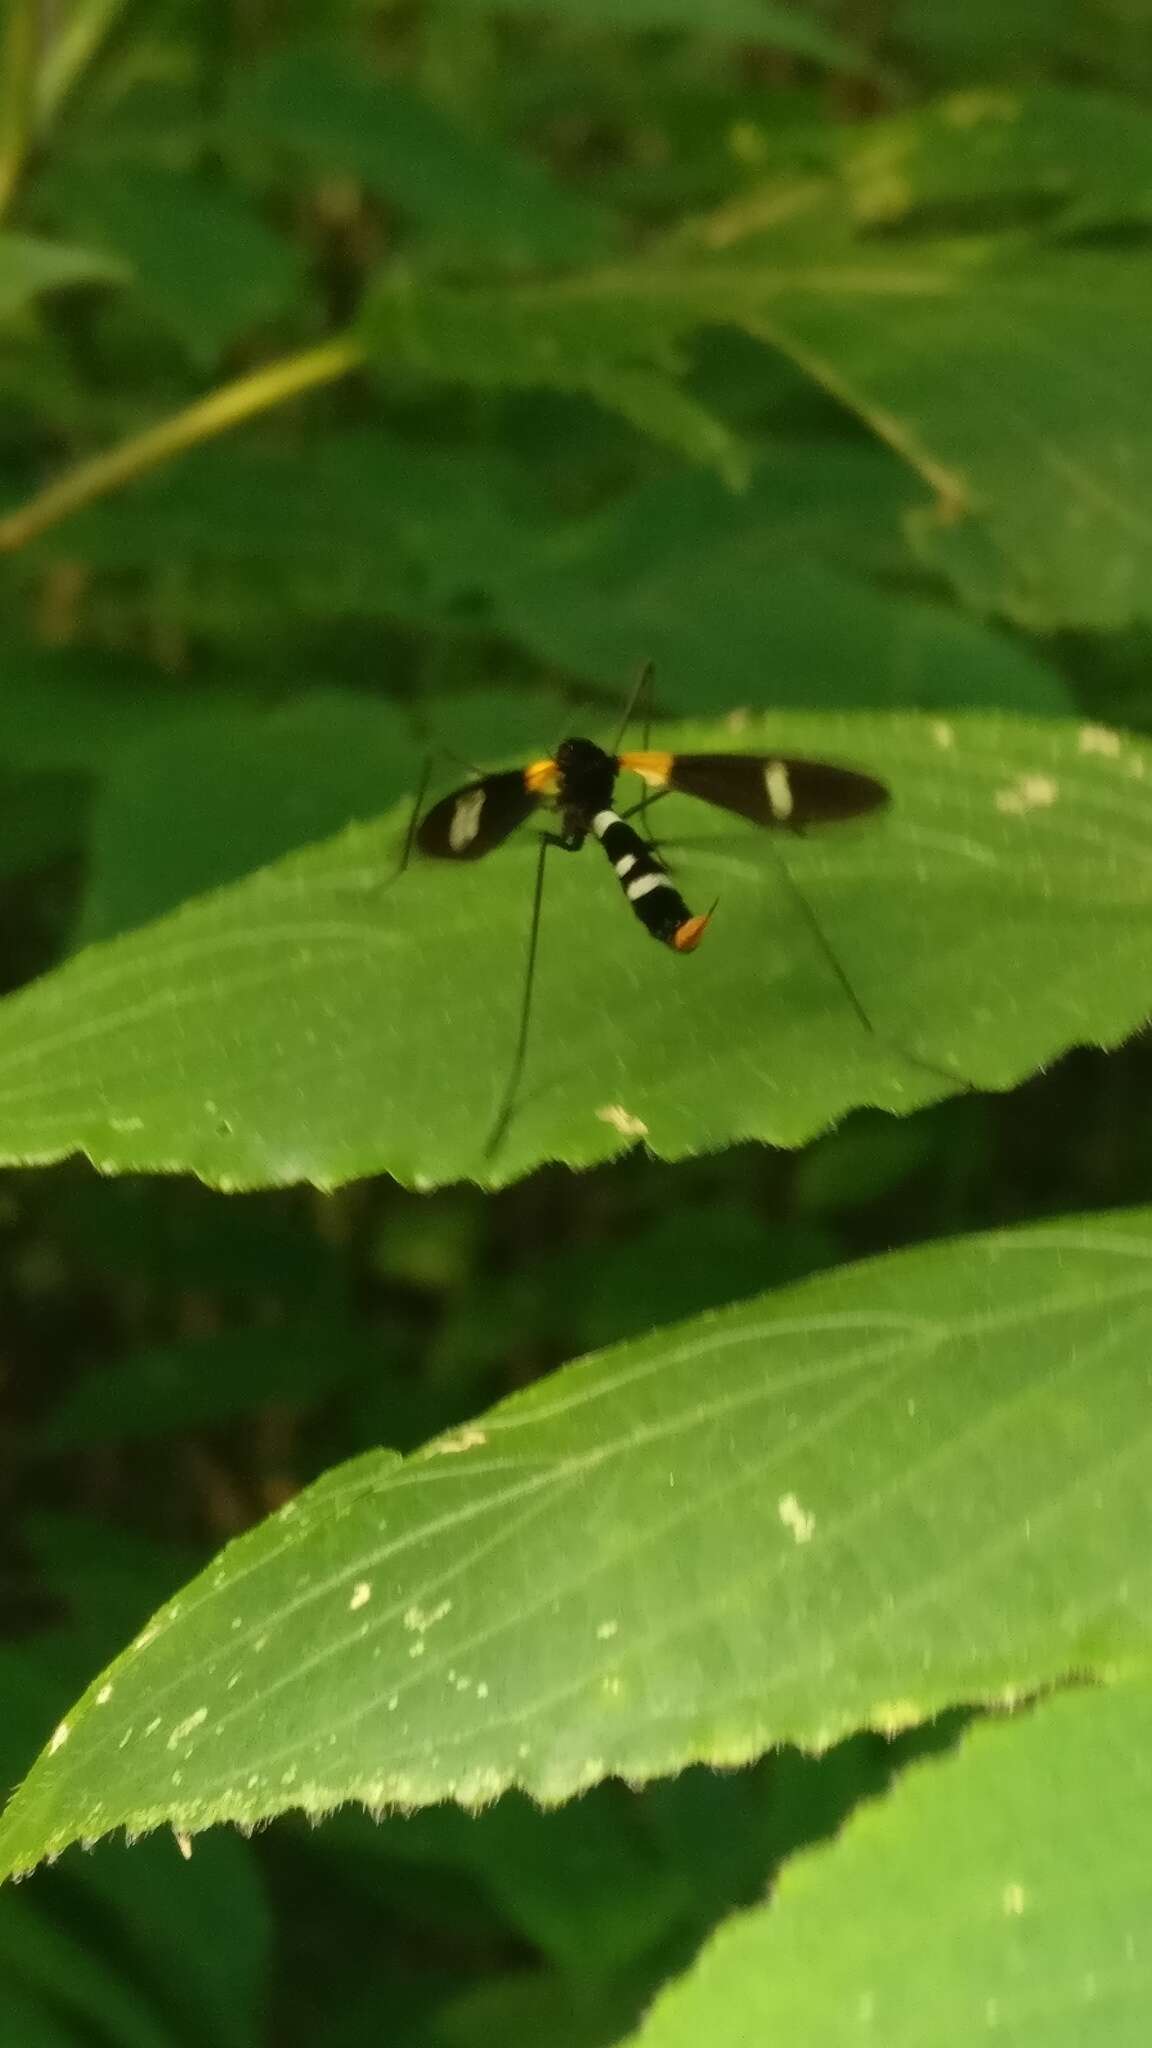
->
[
  {"left": 35, "top": 0, "right": 135, "bottom": 133},
  {"left": 0, "top": 0, "right": 39, "bottom": 223},
  {"left": 0, "top": 335, "right": 366, "bottom": 553}
]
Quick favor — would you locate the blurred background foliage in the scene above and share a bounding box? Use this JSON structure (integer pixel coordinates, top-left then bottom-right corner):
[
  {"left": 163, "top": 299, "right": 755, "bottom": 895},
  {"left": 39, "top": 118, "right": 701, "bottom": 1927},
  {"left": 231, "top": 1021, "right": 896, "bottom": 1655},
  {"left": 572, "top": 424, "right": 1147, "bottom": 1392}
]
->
[{"left": 2, "top": 0, "right": 1152, "bottom": 2041}]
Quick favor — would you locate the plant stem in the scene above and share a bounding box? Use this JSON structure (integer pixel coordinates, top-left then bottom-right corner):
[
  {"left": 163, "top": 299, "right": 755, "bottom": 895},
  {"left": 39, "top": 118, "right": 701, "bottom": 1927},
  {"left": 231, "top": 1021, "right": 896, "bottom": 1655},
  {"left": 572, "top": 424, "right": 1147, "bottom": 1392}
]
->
[
  {"left": 35, "top": 0, "right": 135, "bottom": 132},
  {"left": 0, "top": 335, "right": 366, "bottom": 553},
  {"left": 0, "top": 0, "right": 39, "bottom": 223}
]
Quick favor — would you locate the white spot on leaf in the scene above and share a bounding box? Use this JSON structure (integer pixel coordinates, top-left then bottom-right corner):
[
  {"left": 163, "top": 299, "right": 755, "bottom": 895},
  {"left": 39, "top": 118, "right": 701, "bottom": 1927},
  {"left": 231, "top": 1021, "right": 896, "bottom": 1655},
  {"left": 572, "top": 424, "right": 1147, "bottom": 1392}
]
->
[
  {"left": 428, "top": 1426, "right": 487, "bottom": 1456},
  {"left": 596, "top": 1619, "right": 620, "bottom": 1640},
  {"left": 174, "top": 1832, "right": 193, "bottom": 1861},
  {"left": 1002, "top": 1882, "right": 1027, "bottom": 1915},
  {"left": 167, "top": 1707, "right": 208, "bottom": 1751},
  {"left": 349, "top": 1581, "right": 372, "bottom": 1612},
  {"left": 1079, "top": 724, "right": 1121, "bottom": 758},
  {"left": 995, "top": 773, "right": 1058, "bottom": 815},
  {"left": 404, "top": 1600, "right": 452, "bottom": 1633},
  {"left": 596, "top": 1104, "right": 649, "bottom": 1139},
  {"left": 95, "top": 1684, "right": 114, "bottom": 1706},
  {"left": 48, "top": 1721, "right": 70, "bottom": 1755},
  {"left": 778, "top": 1493, "right": 816, "bottom": 1544}
]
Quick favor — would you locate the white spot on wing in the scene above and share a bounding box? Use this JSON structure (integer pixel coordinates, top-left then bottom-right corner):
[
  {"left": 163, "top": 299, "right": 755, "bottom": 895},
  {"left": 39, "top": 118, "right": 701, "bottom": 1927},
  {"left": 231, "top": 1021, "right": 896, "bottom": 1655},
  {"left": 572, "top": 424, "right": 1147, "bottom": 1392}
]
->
[
  {"left": 449, "top": 787, "right": 486, "bottom": 851},
  {"left": 764, "top": 759, "right": 794, "bottom": 820},
  {"left": 778, "top": 1493, "right": 816, "bottom": 1544}
]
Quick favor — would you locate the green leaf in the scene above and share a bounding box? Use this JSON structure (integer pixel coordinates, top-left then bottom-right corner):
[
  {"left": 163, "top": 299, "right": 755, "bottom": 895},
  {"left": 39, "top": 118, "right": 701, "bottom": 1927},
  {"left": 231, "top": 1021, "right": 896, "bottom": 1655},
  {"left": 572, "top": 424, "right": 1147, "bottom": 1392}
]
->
[
  {"left": 75, "top": 686, "right": 571, "bottom": 944},
  {"left": 0, "top": 772, "right": 90, "bottom": 880},
  {"left": 38, "top": 1321, "right": 378, "bottom": 1452},
  {"left": 75, "top": 692, "right": 422, "bottom": 944},
  {"left": 430, "top": 1971, "right": 644, "bottom": 2048},
  {"left": 68, "top": 1834, "right": 269, "bottom": 2048},
  {"left": 892, "top": 0, "right": 1106, "bottom": 79},
  {"left": 234, "top": 47, "right": 615, "bottom": 269},
  {"left": 747, "top": 248, "right": 1152, "bottom": 629},
  {"left": 4, "top": 1205, "right": 1152, "bottom": 1873},
  {"left": 46, "top": 1174, "right": 341, "bottom": 1305},
  {"left": 0, "top": 1892, "right": 174, "bottom": 2048},
  {"left": 0, "top": 709, "right": 1147, "bottom": 1189},
  {"left": 630, "top": 1678, "right": 1152, "bottom": 2047},
  {"left": 440, "top": 0, "right": 863, "bottom": 66},
  {"left": 40, "top": 164, "right": 302, "bottom": 367},
  {"left": 0, "top": 1649, "right": 65, "bottom": 1791},
  {"left": 0, "top": 1981, "right": 77, "bottom": 2047},
  {"left": 360, "top": 233, "right": 1152, "bottom": 627},
  {"left": 430, "top": 1206, "right": 834, "bottom": 1391},
  {"left": 0, "top": 230, "right": 125, "bottom": 320},
  {"left": 492, "top": 456, "right": 1071, "bottom": 715},
  {"left": 23, "top": 1516, "right": 202, "bottom": 1689},
  {"left": 840, "top": 86, "right": 1152, "bottom": 230},
  {"left": 361, "top": 272, "right": 748, "bottom": 484},
  {"left": 0, "top": 644, "right": 242, "bottom": 774},
  {"left": 25, "top": 433, "right": 551, "bottom": 626}
]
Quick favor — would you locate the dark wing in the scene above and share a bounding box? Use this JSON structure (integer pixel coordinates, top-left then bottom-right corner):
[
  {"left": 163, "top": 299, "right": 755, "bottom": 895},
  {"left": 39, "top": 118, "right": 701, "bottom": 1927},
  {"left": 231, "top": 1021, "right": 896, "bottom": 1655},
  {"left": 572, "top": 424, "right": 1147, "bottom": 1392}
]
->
[
  {"left": 627, "top": 752, "right": 889, "bottom": 830},
  {"left": 416, "top": 770, "right": 541, "bottom": 861}
]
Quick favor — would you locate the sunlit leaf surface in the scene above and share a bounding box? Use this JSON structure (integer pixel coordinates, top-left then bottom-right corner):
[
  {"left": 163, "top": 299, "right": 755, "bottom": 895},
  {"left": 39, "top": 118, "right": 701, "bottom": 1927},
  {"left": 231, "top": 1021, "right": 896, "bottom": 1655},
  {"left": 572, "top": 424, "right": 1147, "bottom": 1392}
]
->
[
  {"left": 0, "top": 712, "right": 1146, "bottom": 1190},
  {"left": 3, "top": 1208, "right": 1152, "bottom": 1875},
  {"left": 632, "top": 1679, "right": 1152, "bottom": 2048}
]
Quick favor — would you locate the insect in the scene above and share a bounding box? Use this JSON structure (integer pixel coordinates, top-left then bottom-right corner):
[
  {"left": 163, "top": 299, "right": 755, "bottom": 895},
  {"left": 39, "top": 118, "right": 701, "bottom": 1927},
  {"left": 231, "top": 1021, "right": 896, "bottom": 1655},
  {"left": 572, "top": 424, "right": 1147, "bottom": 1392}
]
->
[{"left": 411, "top": 705, "right": 890, "bottom": 1158}]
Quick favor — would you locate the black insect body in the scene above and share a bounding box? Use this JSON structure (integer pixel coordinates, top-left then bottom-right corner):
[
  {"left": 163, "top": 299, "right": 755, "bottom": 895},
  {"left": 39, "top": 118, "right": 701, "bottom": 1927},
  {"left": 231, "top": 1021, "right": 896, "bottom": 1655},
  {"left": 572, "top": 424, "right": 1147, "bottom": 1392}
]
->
[
  {"left": 417, "top": 735, "right": 887, "bottom": 953},
  {"left": 413, "top": 729, "right": 889, "bottom": 1152}
]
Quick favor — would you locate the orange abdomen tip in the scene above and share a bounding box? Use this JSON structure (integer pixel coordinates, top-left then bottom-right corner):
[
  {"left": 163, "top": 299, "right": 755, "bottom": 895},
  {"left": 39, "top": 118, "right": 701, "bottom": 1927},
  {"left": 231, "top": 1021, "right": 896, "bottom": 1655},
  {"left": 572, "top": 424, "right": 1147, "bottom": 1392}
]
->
[{"left": 673, "top": 911, "right": 712, "bottom": 953}]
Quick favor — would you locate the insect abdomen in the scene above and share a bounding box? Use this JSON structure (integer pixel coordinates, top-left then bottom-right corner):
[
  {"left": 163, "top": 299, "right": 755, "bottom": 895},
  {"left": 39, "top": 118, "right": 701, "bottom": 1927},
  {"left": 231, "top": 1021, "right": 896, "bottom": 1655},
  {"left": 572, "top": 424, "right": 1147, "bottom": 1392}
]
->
[{"left": 591, "top": 811, "right": 709, "bottom": 952}]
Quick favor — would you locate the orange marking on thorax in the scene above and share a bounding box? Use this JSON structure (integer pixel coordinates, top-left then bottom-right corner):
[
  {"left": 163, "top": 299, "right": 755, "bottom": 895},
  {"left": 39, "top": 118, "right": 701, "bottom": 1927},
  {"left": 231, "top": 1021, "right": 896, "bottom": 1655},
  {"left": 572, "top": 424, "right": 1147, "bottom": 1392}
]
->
[
  {"left": 525, "top": 758, "right": 560, "bottom": 794},
  {"left": 618, "top": 750, "right": 674, "bottom": 789}
]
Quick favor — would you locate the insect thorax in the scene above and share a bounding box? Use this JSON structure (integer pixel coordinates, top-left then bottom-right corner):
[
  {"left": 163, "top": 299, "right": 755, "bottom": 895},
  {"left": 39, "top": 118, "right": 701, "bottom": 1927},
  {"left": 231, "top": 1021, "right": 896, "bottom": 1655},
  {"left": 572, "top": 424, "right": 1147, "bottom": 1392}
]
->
[{"left": 554, "top": 736, "right": 617, "bottom": 825}]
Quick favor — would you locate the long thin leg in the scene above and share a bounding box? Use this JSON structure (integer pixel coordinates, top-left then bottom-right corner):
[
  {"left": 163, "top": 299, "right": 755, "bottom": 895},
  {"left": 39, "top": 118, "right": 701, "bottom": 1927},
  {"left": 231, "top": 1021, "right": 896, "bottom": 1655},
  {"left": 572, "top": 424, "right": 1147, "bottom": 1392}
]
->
[
  {"left": 618, "top": 787, "right": 671, "bottom": 827},
  {"left": 611, "top": 660, "right": 660, "bottom": 851},
  {"left": 484, "top": 832, "right": 558, "bottom": 1159},
  {"left": 617, "top": 782, "right": 676, "bottom": 870},
  {"left": 768, "top": 844, "right": 972, "bottom": 1090},
  {"left": 610, "top": 659, "right": 656, "bottom": 756}
]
